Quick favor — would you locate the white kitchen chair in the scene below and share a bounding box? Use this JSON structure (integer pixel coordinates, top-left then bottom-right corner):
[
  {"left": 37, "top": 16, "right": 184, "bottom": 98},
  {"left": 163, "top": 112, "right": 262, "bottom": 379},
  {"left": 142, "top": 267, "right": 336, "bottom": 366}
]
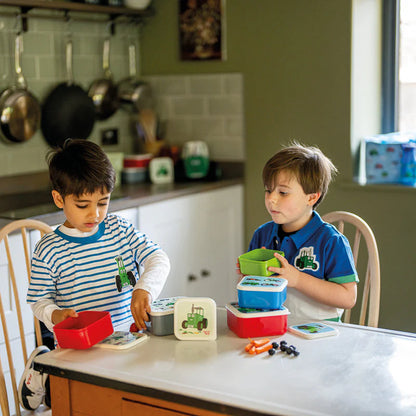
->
[
  {"left": 0, "top": 219, "right": 53, "bottom": 416},
  {"left": 322, "top": 211, "right": 381, "bottom": 328}
]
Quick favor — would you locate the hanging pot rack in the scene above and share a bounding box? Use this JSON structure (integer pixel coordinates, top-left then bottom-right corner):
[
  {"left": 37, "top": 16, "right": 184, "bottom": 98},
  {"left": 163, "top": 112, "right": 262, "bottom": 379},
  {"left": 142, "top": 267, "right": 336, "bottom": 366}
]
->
[{"left": 0, "top": 0, "right": 153, "bottom": 33}]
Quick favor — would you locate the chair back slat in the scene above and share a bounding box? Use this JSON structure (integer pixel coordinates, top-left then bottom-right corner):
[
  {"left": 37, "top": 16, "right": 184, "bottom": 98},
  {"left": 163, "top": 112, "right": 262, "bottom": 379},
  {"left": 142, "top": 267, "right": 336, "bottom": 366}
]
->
[
  {"left": 322, "top": 211, "right": 380, "bottom": 328},
  {"left": 359, "top": 263, "right": 371, "bottom": 326},
  {"left": 4, "top": 235, "right": 28, "bottom": 364},
  {"left": 0, "top": 293, "right": 20, "bottom": 416},
  {"left": 0, "top": 353, "right": 10, "bottom": 416},
  {"left": 0, "top": 219, "right": 53, "bottom": 416},
  {"left": 352, "top": 229, "right": 361, "bottom": 266}
]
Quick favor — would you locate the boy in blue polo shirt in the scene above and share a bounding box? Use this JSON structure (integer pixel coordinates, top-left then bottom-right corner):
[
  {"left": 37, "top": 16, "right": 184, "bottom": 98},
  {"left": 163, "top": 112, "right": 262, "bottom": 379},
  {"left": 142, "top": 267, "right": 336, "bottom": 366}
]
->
[{"left": 244, "top": 143, "right": 358, "bottom": 322}]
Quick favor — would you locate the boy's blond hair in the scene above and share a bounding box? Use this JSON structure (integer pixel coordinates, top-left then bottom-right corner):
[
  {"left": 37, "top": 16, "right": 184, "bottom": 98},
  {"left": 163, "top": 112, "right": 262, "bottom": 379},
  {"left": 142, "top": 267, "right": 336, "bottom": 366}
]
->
[{"left": 262, "top": 142, "right": 338, "bottom": 208}]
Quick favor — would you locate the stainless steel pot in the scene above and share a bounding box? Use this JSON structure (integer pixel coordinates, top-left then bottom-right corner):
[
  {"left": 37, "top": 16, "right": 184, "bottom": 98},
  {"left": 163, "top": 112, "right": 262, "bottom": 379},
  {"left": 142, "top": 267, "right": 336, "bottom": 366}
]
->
[
  {"left": 117, "top": 41, "right": 154, "bottom": 112},
  {"left": 88, "top": 37, "right": 119, "bottom": 120},
  {"left": 0, "top": 33, "right": 41, "bottom": 143}
]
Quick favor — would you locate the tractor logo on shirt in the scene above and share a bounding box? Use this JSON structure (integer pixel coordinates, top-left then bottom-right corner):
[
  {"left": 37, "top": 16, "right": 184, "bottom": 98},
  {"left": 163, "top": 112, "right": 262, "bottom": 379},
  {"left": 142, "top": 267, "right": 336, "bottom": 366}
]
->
[{"left": 295, "top": 247, "right": 319, "bottom": 271}]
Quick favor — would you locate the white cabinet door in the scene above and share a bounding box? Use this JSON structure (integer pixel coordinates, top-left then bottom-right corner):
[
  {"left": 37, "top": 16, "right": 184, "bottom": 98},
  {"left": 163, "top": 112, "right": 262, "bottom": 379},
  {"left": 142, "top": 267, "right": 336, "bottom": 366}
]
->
[
  {"left": 137, "top": 185, "right": 243, "bottom": 306},
  {"left": 138, "top": 196, "right": 191, "bottom": 299},
  {"left": 112, "top": 207, "right": 138, "bottom": 228}
]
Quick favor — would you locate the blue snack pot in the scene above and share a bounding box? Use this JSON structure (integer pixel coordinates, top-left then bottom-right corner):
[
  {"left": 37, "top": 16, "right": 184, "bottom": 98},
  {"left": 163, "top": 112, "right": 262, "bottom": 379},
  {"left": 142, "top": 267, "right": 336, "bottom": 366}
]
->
[{"left": 237, "top": 276, "right": 287, "bottom": 309}]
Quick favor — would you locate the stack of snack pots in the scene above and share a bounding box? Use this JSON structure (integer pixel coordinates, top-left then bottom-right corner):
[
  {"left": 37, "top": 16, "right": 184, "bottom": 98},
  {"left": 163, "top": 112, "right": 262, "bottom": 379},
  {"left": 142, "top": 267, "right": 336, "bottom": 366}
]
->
[
  {"left": 226, "top": 248, "right": 290, "bottom": 338},
  {"left": 147, "top": 296, "right": 184, "bottom": 336},
  {"left": 237, "top": 276, "right": 287, "bottom": 309},
  {"left": 225, "top": 303, "right": 289, "bottom": 338}
]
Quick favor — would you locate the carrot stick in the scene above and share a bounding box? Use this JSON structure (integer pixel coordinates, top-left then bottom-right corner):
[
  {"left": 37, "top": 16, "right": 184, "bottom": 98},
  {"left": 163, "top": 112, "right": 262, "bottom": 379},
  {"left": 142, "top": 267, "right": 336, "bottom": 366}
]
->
[
  {"left": 245, "top": 342, "right": 254, "bottom": 352},
  {"left": 248, "top": 345, "right": 257, "bottom": 355},
  {"left": 255, "top": 343, "right": 273, "bottom": 354},
  {"left": 252, "top": 338, "right": 270, "bottom": 347}
]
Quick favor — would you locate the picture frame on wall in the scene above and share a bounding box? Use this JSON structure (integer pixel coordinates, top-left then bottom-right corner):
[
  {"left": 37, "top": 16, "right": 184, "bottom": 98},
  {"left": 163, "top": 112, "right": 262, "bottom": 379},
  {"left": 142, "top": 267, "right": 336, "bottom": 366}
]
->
[{"left": 179, "top": 0, "right": 226, "bottom": 61}]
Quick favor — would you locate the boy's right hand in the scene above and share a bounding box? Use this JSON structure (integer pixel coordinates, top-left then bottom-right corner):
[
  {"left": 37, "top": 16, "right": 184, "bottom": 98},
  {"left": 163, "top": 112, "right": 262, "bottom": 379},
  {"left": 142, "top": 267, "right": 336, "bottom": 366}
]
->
[{"left": 51, "top": 309, "right": 78, "bottom": 325}]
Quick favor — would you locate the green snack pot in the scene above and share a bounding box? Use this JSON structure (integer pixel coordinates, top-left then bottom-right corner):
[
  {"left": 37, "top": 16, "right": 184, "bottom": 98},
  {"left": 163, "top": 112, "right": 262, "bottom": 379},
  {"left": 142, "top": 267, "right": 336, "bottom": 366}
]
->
[{"left": 238, "top": 249, "right": 285, "bottom": 277}]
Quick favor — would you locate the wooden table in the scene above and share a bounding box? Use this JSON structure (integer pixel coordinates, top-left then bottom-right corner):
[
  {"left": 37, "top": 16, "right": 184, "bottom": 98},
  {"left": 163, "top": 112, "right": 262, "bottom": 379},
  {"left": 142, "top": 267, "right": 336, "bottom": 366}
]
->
[{"left": 34, "top": 309, "right": 416, "bottom": 416}]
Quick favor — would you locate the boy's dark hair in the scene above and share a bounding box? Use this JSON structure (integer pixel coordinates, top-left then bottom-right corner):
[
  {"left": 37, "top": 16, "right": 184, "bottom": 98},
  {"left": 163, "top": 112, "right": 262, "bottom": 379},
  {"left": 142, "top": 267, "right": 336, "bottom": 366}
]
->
[
  {"left": 47, "top": 139, "right": 115, "bottom": 198},
  {"left": 262, "top": 142, "right": 338, "bottom": 208}
]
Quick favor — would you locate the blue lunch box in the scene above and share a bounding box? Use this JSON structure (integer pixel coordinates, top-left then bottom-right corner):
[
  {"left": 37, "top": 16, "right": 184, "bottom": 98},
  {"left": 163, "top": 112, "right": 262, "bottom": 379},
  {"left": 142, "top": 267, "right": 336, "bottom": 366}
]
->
[{"left": 237, "top": 276, "right": 288, "bottom": 309}]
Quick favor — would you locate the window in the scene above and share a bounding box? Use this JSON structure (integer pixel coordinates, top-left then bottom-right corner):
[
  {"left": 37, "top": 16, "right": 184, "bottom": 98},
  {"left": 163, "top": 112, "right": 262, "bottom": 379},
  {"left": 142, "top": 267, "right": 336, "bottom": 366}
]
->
[{"left": 383, "top": 0, "right": 416, "bottom": 133}]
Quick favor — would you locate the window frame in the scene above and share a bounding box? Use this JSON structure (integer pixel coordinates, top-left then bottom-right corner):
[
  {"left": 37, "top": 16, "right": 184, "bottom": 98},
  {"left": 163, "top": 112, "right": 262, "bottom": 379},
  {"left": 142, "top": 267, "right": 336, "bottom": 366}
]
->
[{"left": 382, "top": 0, "right": 399, "bottom": 133}]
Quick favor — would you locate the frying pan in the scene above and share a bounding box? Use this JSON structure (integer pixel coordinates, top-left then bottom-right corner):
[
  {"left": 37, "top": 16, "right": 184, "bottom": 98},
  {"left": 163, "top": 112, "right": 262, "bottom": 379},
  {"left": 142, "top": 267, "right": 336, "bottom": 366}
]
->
[
  {"left": 41, "top": 38, "right": 95, "bottom": 148},
  {"left": 117, "top": 40, "right": 154, "bottom": 112},
  {"left": 88, "top": 37, "right": 119, "bottom": 120},
  {"left": 0, "top": 33, "right": 41, "bottom": 143}
]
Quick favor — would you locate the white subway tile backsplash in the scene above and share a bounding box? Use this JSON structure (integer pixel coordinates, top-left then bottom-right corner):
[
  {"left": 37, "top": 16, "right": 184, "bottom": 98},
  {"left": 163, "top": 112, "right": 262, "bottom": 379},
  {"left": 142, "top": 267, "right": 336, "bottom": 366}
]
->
[
  {"left": 189, "top": 76, "right": 222, "bottom": 94},
  {"left": 225, "top": 117, "right": 244, "bottom": 136},
  {"left": 172, "top": 97, "right": 206, "bottom": 116},
  {"left": 224, "top": 74, "right": 243, "bottom": 94},
  {"left": 190, "top": 118, "right": 225, "bottom": 137},
  {"left": 208, "top": 96, "right": 243, "bottom": 115},
  {"left": 0, "top": 12, "right": 142, "bottom": 178},
  {"left": 146, "top": 73, "right": 245, "bottom": 162},
  {"left": 0, "top": 7, "right": 245, "bottom": 179}
]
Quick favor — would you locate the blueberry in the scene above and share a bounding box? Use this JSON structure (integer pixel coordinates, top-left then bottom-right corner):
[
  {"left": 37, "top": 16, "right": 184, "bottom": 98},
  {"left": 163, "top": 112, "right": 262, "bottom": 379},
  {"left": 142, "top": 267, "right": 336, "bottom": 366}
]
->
[
  {"left": 272, "top": 342, "right": 279, "bottom": 349},
  {"left": 268, "top": 348, "right": 276, "bottom": 356},
  {"left": 286, "top": 346, "right": 293, "bottom": 355},
  {"left": 280, "top": 340, "right": 287, "bottom": 347}
]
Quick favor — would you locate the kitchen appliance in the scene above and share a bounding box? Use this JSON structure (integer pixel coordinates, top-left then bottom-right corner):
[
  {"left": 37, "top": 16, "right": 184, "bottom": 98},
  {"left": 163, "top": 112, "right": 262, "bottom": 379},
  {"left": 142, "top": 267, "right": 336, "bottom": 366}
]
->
[
  {"left": 237, "top": 275, "right": 288, "bottom": 310},
  {"left": 182, "top": 141, "right": 210, "bottom": 179}
]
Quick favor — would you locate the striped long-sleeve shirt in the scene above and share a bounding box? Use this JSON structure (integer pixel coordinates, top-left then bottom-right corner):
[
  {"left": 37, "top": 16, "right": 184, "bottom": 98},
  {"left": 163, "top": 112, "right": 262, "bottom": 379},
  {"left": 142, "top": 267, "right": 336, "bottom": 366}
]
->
[{"left": 27, "top": 214, "right": 170, "bottom": 331}]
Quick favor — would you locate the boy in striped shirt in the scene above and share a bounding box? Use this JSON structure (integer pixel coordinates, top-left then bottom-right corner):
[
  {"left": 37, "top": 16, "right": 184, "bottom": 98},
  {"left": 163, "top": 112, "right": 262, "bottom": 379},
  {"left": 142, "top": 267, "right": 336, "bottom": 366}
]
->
[{"left": 19, "top": 139, "right": 170, "bottom": 411}]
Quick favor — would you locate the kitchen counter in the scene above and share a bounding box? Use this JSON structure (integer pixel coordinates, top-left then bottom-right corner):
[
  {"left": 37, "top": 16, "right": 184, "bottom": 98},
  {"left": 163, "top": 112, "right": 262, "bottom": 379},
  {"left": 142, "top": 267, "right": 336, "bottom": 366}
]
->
[
  {"left": 34, "top": 309, "right": 416, "bottom": 416},
  {"left": 0, "top": 164, "right": 243, "bottom": 228}
]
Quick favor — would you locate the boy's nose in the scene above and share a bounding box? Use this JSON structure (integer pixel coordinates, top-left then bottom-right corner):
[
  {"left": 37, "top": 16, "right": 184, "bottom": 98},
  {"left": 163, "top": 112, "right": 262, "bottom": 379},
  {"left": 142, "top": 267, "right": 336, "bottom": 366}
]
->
[{"left": 87, "top": 206, "right": 99, "bottom": 219}]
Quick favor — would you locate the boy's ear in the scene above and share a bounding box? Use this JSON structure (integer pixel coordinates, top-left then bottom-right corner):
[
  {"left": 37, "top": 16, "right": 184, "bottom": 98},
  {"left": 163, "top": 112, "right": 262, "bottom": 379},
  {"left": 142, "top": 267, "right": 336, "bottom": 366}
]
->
[
  {"left": 307, "top": 192, "right": 321, "bottom": 206},
  {"left": 52, "top": 190, "right": 64, "bottom": 209}
]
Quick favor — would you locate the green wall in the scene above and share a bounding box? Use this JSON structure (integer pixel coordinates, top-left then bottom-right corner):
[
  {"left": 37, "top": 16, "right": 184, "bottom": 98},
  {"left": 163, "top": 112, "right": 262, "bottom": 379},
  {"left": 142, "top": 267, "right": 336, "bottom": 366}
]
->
[{"left": 141, "top": 0, "right": 415, "bottom": 333}]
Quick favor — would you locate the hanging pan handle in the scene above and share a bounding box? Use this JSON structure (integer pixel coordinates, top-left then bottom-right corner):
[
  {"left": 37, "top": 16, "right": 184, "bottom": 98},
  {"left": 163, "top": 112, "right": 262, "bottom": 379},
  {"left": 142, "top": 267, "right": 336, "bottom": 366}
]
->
[{"left": 15, "top": 33, "right": 27, "bottom": 89}]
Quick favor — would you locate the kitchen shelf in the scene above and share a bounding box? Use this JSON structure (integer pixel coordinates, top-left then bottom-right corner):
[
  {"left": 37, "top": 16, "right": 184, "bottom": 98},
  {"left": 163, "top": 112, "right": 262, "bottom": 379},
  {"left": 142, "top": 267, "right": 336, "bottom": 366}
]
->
[{"left": 0, "top": 0, "right": 154, "bottom": 31}]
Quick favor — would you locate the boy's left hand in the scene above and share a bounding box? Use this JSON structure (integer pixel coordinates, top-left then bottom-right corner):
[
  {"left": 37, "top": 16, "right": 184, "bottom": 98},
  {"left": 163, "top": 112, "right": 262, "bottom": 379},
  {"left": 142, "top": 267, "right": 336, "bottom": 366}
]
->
[
  {"left": 131, "top": 289, "right": 152, "bottom": 331},
  {"left": 268, "top": 252, "right": 301, "bottom": 288}
]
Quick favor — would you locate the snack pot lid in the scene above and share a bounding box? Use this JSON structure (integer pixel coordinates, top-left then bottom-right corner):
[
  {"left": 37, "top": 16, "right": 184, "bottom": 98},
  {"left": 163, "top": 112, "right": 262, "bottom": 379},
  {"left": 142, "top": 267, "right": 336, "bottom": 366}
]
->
[
  {"left": 150, "top": 296, "right": 185, "bottom": 316},
  {"left": 237, "top": 276, "right": 288, "bottom": 292},
  {"left": 226, "top": 302, "right": 290, "bottom": 318}
]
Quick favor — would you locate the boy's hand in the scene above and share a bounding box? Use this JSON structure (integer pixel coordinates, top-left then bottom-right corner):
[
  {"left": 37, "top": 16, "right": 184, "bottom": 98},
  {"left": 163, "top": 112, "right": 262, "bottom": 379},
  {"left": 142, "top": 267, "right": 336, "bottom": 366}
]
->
[
  {"left": 131, "top": 289, "right": 151, "bottom": 331},
  {"left": 51, "top": 308, "right": 78, "bottom": 325},
  {"left": 268, "top": 252, "right": 301, "bottom": 288}
]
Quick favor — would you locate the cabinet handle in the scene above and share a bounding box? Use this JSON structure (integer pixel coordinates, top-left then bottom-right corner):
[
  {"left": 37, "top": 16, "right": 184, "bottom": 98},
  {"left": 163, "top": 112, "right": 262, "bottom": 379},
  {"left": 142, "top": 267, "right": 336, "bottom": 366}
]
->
[
  {"left": 188, "top": 274, "right": 197, "bottom": 282},
  {"left": 201, "top": 269, "right": 210, "bottom": 277}
]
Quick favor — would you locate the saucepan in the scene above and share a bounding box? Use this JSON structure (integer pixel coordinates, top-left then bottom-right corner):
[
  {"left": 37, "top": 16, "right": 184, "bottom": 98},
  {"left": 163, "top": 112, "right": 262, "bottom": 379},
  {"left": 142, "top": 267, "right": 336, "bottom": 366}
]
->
[
  {"left": 117, "top": 40, "right": 154, "bottom": 112},
  {"left": 41, "top": 37, "right": 96, "bottom": 148},
  {"left": 88, "top": 37, "right": 119, "bottom": 120},
  {"left": 0, "top": 33, "right": 41, "bottom": 143}
]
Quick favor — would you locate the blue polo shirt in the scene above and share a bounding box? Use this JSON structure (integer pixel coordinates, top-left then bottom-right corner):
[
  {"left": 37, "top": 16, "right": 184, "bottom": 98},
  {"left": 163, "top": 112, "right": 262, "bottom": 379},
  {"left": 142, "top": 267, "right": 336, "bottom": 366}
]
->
[{"left": 248, "top": 211, "right": 358, "bottom": 321}]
